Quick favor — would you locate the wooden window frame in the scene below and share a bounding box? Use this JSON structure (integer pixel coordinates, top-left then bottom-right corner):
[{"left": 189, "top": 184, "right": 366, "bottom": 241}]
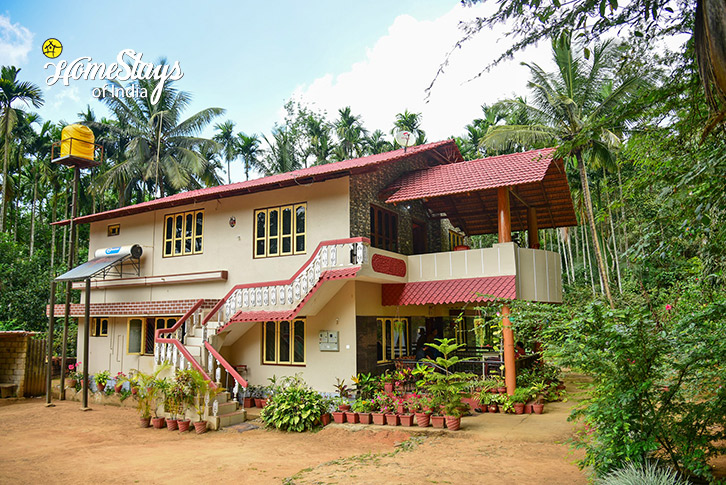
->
[
  {"left": 254, "top": 203, "right": 306, "bottom": 258},
  {"left": 262, "top": 318, "right": 306, "bottom": 365},
  {"left": 449, "top": 230, "right": 465, "bottom": 250},
  {"left": 370, "top": 205, "right": 398, "bottom": 252},
  {"left": 91, "top": 317, "right": 109, "bottom": 337},
  {"left": 163, "top": 210, "right": 204, "bottom": 258},
  {"left": 376, "top": 317, "right": 409, "bottom": 363},
  {"left": 126, "top": 316, "right": 179, "bottom": 355},
  {"left": 107, "top": 224, "right": 120, "bottom": 237}
]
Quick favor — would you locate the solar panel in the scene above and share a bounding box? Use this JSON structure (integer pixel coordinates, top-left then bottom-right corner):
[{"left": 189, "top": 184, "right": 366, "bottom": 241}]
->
[{"left": 55, "top": 254, "right": 128, "bottom": 282}]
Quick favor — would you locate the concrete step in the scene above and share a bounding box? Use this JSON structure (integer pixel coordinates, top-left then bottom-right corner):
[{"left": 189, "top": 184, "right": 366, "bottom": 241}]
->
[
  {"left": 185, "top": 345, "right": 202, "bottom": 358},
  {"left": 207, "top": 400, "right": 238, "bottom": 416},
  {"left": 209, "top": 409, "right": 246, "bottom": 430},
  {"left": 184, "top": 336, "right": 204, "bottom": 346}
]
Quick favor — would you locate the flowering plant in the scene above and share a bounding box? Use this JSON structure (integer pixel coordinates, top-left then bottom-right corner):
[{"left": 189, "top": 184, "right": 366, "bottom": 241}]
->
[
  {"left": 67, "top": 362, "right": 82, "bottom": 381},
  {"left": 371, "top": 391, "right": 396, "bottom": 414}
]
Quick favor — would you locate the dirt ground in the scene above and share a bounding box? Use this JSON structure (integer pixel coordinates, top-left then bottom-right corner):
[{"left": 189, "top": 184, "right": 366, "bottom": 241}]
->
[{"left": 0, "top": 378, "right": 592, "bottom": 485}]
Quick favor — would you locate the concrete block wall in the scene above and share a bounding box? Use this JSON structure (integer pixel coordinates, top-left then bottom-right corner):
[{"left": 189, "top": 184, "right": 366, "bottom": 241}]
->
[{"left": 0, "top": 334, "right": 30, "bottom": 397}]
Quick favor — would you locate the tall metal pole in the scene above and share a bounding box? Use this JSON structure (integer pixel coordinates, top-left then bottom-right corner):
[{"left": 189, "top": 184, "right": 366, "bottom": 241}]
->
[
  {"left": 81, "top": 277, "right": 91, "bottom": 410},
  {"left": 45, "top": 281, "right": 56, "bottom": 406},
  {"left": 60, "top": 166, "right": 79, "bottom": 398}
]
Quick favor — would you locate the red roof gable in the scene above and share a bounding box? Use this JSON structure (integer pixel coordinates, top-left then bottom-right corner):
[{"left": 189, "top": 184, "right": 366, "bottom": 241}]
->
[
  {"left": 384, "top": 148, "right": 556, "bottom": 203},
  {"left": 56, "top": 139, "right": 461, "bottom": 226},
  {"left": 381, "top": 275, "right": 516, "bottom": 306}
]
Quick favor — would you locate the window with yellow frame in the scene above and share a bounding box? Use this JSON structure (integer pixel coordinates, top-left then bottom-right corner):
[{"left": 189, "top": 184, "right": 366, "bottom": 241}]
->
[
  {"left": 126, "top": 317, "right": 178, "bottom": 355},
  {"left": 254, "top": 203, "right": 306, "bottom": 258},
  {"left": 449, "top": 230, "right": 465, "bottom": 250},
  {"left": 262, "top": 318, "right": 305, "bottom": 365},
  {"left": 91, "top": 317, "right": 108, "bottom": 337},
  {"left": 163, "top": 210, "right": 204, "bottom": 257},
  {"left": 376, "top": 317, "right": 409, "bottom": 363}
]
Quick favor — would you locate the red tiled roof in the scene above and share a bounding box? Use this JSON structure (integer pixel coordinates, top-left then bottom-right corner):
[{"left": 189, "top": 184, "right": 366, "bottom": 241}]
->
[
  {"left": 56, "top": 140, "right": 461, "bottom": 226},
  {"left": 381, "top": 275, "right": 516, "bottom": 306},
  {"left": 46, "top": 299, "right": 219, "bottom": 317},
  {"left": 384, "top": 148, "right": 556, "bottom": 203}
]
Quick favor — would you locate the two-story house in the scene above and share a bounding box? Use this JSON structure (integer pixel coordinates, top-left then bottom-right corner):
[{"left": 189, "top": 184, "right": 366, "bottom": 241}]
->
[{"left": 50, "top": 139, "right": 576, "bottom": 394}]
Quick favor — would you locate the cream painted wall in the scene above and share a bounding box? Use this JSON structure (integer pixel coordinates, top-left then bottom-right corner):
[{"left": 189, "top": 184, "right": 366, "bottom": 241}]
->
[
  {"left": 77, "top": 317, "right": 156, "bottom": 376},
  {"left": 355, "top": 281, "right": 452, "bottom": 318},
  {"left": 85, "top": 177, "right": 350, "bottom": 304},
  {"left": 221, "top": 281, "right": 357, "bottom": 392}
]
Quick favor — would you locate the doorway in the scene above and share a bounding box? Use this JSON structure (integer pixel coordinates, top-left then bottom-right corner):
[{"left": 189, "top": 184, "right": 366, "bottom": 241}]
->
[{"left": 412, "top": 220, "right": 427, "bottom": 254}]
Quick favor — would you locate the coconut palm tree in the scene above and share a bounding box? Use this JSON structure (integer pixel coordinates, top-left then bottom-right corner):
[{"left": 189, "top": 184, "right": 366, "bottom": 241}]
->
[
  {"left": 334, "top": 106, "right": 367, "bottom": 159},
  {"left": 0, "top": 66, "right": 44, "bottom": 232},
  {"left": 236, "top": 133, "right": 260, "bottom": 180},
  {"left": 98, "top": 71, "right": 223, "bottom": 199},
  {"left": 391, "top": 109, "right": 426, "bottom": 147},
  {"left": 259, "top": 128, "right": 302, "bottom": 175},
  {"left": 365, "top": 129, "right": 393, "bottom": 155},
  {"left": 213, "top": 120, "right": 237, "bottom": 184},
  {"left": 483, "top": 33, "right": 646, "bottom": 308}
]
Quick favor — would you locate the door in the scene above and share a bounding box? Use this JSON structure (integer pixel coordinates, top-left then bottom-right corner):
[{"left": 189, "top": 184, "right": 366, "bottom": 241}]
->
[{"left": 412, "top": 220, "right": 427, "bottom": 254}]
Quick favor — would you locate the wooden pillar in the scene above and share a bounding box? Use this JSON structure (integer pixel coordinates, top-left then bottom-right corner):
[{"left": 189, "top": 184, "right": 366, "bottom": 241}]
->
[
  {"left": 502, "top": 304, "right": 516, "bottom": 395},
  {"left": 45, "top": 281, "right": 56, "bottom": 406},
  {"left": 498, "top": 186, "right": 511, "bottom": 243},
  {"left": 527, "top": 207, "right": 540, "bottom": 249},
  {"left": 81, "top": 278, "right": 91, "bottom": 411}
]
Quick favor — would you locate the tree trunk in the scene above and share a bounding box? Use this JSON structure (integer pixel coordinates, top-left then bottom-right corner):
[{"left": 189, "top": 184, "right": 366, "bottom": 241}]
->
[
  {"left": 0, "top": 135, "right": 9, "bottom": 233},
  {"left": 582, "top": 219, "right": 596, "bottom": 294},
  {"left": 603, "top": 169, "right": 623, "bottom": 294},
  {"left": 557, "top": 228, "right": 571, "bottom": 284},
  {"left": 617, "top": 163, "right": 629, "bottom": 257},
  {"left": 566, "top": 227, "right": 576, "bottom": 282},
  {"left": 30, "top": 173, "right": 38, "bottom": 257},
  {"left": 576, "top": 151, "right": 615, "bottom": 308},
  {"left": 50, "top": 196, "right": 57, "bottom": 274}
]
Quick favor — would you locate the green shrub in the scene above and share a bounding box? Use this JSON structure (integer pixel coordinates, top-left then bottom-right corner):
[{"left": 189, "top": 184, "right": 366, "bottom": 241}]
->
[
  {"left": 260, "top": 374, "right": 327, "bottom": 432},
  {"left": 597, "top": 461, "right": 688, "bottom": 485}
]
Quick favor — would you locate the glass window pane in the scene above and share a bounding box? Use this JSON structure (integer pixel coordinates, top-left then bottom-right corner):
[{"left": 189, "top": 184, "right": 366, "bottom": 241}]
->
[
  {"left": 385, "top": 319, "right": 393, "bottom": 361},
  {"left": 293, "top": 320, "right": 305, "bottom": 363},
  {"left": 282, "top": 236, "right": 292, "bottom": 254},
  {"left": 167, "top": 319, "right": 176, "bottom": 328},
  {"left": 282, "top": 207, "right": 292, "bottom": 235},
  {"left": 174, "top": 239, "right": 182, "bottom": 255},
  {"left": 256, "top": 239, "right": 265, "bottom": 257},
  {"left": 195, "top": 237, "right": 202, "bottom": 252},
  {"left": 296, "top": 235, "right": 305, "bottom": 253},
  {"left": 279, "top": 321, "right": 291, "bottom": 363},
  {"left": 165, "top": 241, "right": 172, "bottom": 255},
  {"left": 295, "top": 206, "right": 305, "bottom": 234},
  {"left": 256, "top": 211, "right": 266, "bottom": 238},
  {"left": 185, "top": 213, "right": 193, "bottom": 238},
  {"left": 102, "top": 319, "right": 108, "bottom": 336},
  {"left": 156, "top": 318, "right": 165, "bottom": 331},
  {"left": 165, "top": 217, "right": 173, "bottom": 239},
  {"left": 269, "top": 210, "right": 278, "bottom": 237},
  {"left": 185, "top": 238, "right": 192, "bottom": 253},
  {"left": 376, "top": 320, "right": 383, "bottom": 362},
  {"left": 264, "top": 322, "right": 276, "bottom": 362},
  {"left": 195, "top": 212, "right": 203, "bottom": 236},
  {"left": 144, "top": 320, "right": 155, "bottom": 354},
  {"left": 175, "top": 215, "right": 183, "bottom": 238},
  {"left": 128, "top": 319, "right": 142, "bottom": 353},
  {"left": 269, "top": 238, "right": 278, "bottom": 255}
]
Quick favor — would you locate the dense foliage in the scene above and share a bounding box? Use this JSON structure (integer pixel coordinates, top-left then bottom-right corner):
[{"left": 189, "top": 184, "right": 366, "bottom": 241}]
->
[{"left": 260, "top": 374, "right": 330, "bottom": 432}]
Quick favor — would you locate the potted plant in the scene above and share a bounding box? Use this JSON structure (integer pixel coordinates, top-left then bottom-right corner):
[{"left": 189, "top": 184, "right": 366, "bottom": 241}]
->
[
  {"left": 94, "top": 370, "right": 111, "bottom": 394},
  {"left": 380, "top": 370, "right": 395, "bottom": 394},
  {"left": 351, "top": 372, "right": 377, "bottom": 400},
  {"left": 352, "top": 399, "right": 373, "bottom": 424},
  {"left": 408, "top": 394, "right": 433, "bottom": 427},
  {"left": 130, "top": 365, "right": 169, "bottom": 428},
  {"left": 334, "top": 378, "right": 351, "bottom": 411},
  {"left": 174, "top": 369, "right": 195, "bottom": 432},
  {"left": 496, "top": 393, "right": 514, "bottom": 414},
  {"left": 495, "top": 376, "right": 507, "bottom": 394},
  {"left": 242, "top": 386, "right": 255, "bottom": 408},
  {"left": 371, "top": 391, "right": 391, "bottom": 425},
  {"left": 114, "top": 372, "right": 126, "bottom": 393},
  {"left": 189, "top": 369, "right": 219, "bottom": 434},
  {"left": 251, "top": 385, "right": 263, "bottom": 408},
  {"left": 67, "top": 362, "right": 82, "bottom": 391},
  {"left": 529, "top": 382, "right": 547, "bottom": 414},
  {"left": 162, "top": 379, "right": 181, "bottom": 430},
  {"left": 151, "top": 378, "right": 170, "bottom": 429},
  {"left": 421, "top": 338, "right": 475, "bottom": 432},
  {"left": 511, "top": 387, "right": 530, "bottom": 414},
  {"left": 332, "top": 397, "right": 347, "bottom": 424}
]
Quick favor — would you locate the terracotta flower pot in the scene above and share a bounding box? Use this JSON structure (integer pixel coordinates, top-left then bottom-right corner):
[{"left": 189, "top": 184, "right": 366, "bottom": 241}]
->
[
  {"left": 399, "top": 414, "right": 414, "bottom": 427},
  {"left": 166, "top": 418, "right": 178, "bottom": 431},
  {"left": 114, "top": 383, "right": 123, "bottom": 393},
  {"left": 345, "top": 411, "right": 358, "bottom": 424},
  {"left": 332, "top": 411, "right": 346, "bottom": 424},
  {"left": 431, "top": 415, "right": 446, "bottom": 428},
  {"left": 256, "top": 398, "right": 268, "bottom": 408},
  {"left": 497, "top": 387, "right": 507, "bottom": 394},
  {"left": 193, "top": 421, "right": 207, "bottom": 434},
  {"left": 152, "top": 417, "right": 166, "bottom": 429},
  {"left": 445, "top": 416, "right": 461, "bottom": 431},
  {"left": 524, "top": 403, "right": 533, "bottom": 414},
  {"left": 338, "top": 403, "right": 351, "bottom": 412},
  {"left": 488, "top": 404, "right": 499, "bottom": 413},
  {"left": 243, "top": 397, "right": 254, "bottom": 408},
  {"left": 371, "top": 412, "right": 385, "bottom": 425},
  {"left": 385, "top": 413, "right": 399, "bottom": 426},
  {"left": 178, "top": 419, "right": 191, "bottom": 432},
  {"left": 320, "top": 413, "right": 331, "bottom": 426},
  {"left": 415, "top": 412, "right": 430, "bottom": 427},
  {"left": 66, "top": 379, "right": 77, "bottom": 389},
  {"left": 533, "top": 403, "right": 544, "bottom": 414},
  {"left": 383, "top": 383, "right": 394, "bottom": 393},
  {"left": 513, "top": 403, "right": 525, "bottom": 414},
  {"left": 397, "top": 404, "right": 405, "bottom": 414},
  {"left": 131, "top": 387, "right": 138, "bottom": 396},
  {"left": 358, "top": 412, "right": 372, "bottom": 425},
  {"left": 139, "top": 417, "right": 151, "bottom": 428}
]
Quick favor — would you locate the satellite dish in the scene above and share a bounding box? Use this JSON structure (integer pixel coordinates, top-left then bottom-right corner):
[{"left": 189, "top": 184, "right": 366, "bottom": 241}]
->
[{"left": 394, "top": 130, "right": 416, "bottom": 148}]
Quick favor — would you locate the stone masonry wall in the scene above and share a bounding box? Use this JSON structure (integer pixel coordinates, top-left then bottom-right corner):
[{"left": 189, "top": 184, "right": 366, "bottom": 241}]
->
[
  {"left": 349, "top": 154, "right": 444, "bottom": 255},
  {"left": 0, "top": 334, "right": 29, "bottom": 397}
]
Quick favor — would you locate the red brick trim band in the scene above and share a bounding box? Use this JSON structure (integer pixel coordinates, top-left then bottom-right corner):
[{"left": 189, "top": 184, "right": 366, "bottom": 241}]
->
[{"left": 371, "top": 254, "right": 407, "bottom": 277}]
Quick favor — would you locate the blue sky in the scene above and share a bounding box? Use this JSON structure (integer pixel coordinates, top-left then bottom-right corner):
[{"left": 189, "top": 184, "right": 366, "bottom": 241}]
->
[{"left": 1, "top": 1, "right": 554, "bottom": 181}]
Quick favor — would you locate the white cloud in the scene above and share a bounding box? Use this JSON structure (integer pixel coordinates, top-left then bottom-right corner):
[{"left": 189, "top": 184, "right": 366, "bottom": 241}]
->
[
  {"left": 0, "top": 15, "right": 33, "bottom": 66},
  {"left": 47, "top": 85, "right": 81, "bottom": 110},
  {"left": 291, "top": 4, "right": 553, "bottom": 141}
]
